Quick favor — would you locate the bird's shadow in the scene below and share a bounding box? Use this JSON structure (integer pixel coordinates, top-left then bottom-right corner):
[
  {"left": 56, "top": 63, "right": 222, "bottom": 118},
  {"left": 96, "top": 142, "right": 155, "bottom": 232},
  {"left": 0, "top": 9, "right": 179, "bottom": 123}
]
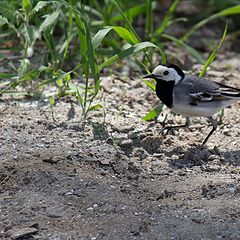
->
[{"left": 165, "top": 145, "right": 240, "bottom": 169}]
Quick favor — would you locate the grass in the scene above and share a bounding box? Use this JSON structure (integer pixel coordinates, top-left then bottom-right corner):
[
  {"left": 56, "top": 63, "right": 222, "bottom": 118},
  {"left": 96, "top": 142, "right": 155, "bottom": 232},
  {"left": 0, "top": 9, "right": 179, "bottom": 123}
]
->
[{"left": 0, "top": 0, "right": 239, "bottom": 121}]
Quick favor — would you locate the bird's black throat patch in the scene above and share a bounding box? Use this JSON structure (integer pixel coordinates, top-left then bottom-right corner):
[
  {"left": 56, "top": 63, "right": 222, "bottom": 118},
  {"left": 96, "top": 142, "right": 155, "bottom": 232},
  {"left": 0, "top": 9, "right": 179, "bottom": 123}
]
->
[{"left": 155, "top": 80, "right": 175, "bottom": 108}]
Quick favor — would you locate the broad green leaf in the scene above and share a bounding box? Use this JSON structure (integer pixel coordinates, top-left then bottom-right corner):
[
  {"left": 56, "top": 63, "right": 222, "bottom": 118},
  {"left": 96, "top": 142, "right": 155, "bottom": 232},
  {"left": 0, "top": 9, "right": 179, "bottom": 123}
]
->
[
  {"left": 114, "top": 26, "right": 139, "bottom": 45},
  {"left": 92, "top": 27, "right": 113, "bottom": 49},
  {"left": 49, "top": 97, "right": 55, "bottom": 106},
  {"left": 88, "top": 103, "right": 102, "bottom": 112},
  {"left": 32, "top": 1, "right": 50, "bottom": 13},
  {"left": 39, "top": 10, "right": 60, "bottom": 32},
  {"left": 22, "top": 0, "right": 31, "bottom": 14},
  {"left": 0, "top": 2, "right": 18, "bottom": 21},
  {"left": 0, "top": 15, "right": 8, "bottom": 26},
  {"left": 0, "top": 15, "right": 21, "bottom": 39},
  {"left": 199, "top": 23, "right": 228, "bottom": 77},
  {"left": 143, "top": 104, "right": 164, "bottom": 121},
  {"left": 18, "top": 59, "right": 31, "bottom": 76},
  {"left": 23, "top": 25, "right": 40, "bottom": 44},
  {"left": 92, "top": 26, "right": 139, "bottom": 50},
  {"left": 99, "top": 41, "right": 161, "bottom": 69}
]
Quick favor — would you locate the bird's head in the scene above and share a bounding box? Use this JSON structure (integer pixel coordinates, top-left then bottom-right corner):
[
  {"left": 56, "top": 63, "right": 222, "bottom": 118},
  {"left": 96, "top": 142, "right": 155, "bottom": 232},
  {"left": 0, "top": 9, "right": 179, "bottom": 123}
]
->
[{"left": 143, "top": 64, "right": 185, "bottom": 84}]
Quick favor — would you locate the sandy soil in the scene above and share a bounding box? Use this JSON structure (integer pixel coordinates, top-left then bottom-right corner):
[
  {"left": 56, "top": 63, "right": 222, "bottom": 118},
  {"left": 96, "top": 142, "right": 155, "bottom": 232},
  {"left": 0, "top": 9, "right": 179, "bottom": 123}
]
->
[{"left": 1, "top": 57, "right": 240, "bottom": 239}]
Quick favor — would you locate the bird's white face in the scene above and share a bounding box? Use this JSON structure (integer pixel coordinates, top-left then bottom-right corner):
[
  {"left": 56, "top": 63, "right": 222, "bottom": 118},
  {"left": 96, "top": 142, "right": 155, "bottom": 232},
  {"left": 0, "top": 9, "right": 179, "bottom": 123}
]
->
[{"left": 152, "top": 65, "right": 183, "bottom": 84}]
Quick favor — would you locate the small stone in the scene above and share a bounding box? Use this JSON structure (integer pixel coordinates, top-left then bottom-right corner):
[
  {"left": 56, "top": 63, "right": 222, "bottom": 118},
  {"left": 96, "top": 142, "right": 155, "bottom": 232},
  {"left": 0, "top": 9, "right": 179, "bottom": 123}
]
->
[
  {"left": 86, "top": 207, "right": 94, "bottom": 211},
  {"left": 10, "top": 227, "right": 38, "bottom": 239},
  {"left": 177, "top": 170, "right": 186, "bottom": 176},
  {"left": 98, "top": 158, "right": 111, "bottom": 165},
  {"left": 222, "top": 128, "right": 231, "bottom": 136},
  {"left": 192, "top": 215, "right": 205, "bottom": 223},
  {"left": 106, "top": 137, "right": 114, "bottom": 145},
  {"left": 208, "top": 155, "right": 220, "bottom": 161},
  {"left": 130, "top": 223, "right": 140, "bottom": 235},
  {"left": 119, "top": 139, "right": 133, "bottom": 156},
  {"left": 46, "top": 205, "right": 69, "bottom": 218},
  {"left": 42, "top": 157, "right": 59, "bottom": 164},
  {"left": 228, "top": 187, "right": 237, "bottom": 194},
  {"left": 132, "top": 148, "right": 148, "bottom": 160}
]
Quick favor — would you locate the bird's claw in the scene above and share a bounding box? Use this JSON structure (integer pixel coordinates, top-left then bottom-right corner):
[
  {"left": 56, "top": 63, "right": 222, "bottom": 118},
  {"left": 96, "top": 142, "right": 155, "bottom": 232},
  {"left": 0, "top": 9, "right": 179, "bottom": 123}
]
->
[{"left": 159, "top": 127, "right": 176, "bottom": 135}]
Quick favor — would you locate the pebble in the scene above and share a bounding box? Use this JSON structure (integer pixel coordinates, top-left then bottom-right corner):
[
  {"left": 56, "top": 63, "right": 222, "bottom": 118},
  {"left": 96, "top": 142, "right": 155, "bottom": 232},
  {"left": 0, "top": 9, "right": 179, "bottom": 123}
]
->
[
  {"left": 119, "top": 139, "right": 133, "bottom": 156},
  {"left": 130, "top": 223, "right": 140, "bottom": 235},
  {"left": 46, "top": 205, "right": 69, "bottom": 218},
  {"left": 10, "top": 227, "right": 38, "bottom": 239},
  {"left": 132, "top": 148, "right": 148, "bottom": 160},
  {"left": 208, "top": 155, "right": 220, "bottom": 161},
  {"left": 222, "top": 129, "right": 231, "bottom": 136},
  {"left": 86, "top": 207, "right": 94, "bottom": 211},
  {"left": 228, "top": 187, "right": 237, "bottom": 194}
]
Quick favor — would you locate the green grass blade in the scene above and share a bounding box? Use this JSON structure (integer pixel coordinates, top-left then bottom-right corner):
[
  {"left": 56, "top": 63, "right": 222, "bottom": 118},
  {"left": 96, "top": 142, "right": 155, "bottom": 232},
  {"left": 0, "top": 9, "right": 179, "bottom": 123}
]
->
[
  {"left": 111, "top": 3, "right": 147, "bottom": 22},
  {"left": 64, "top": 0, "right": 73, "bottom": 59},
  {"left": 83, "top": 18, "right": 100, "bottom": 96},
  {"left": 143, "top": 104, "right": 164, "bottom": 121},
  {"left": 146, "top": 0, "right": 153, "bottom": 40},
  {"left": 143, "top": 80, "right": 155, "bottom": 91},
  {"left": 87, "top": 103, "right": 102, "bottom": 112},
  {"left": 92, "top": 26, "right": 139, "bottom": 50},
  {"left": 155, "top": 0, "right": 180, "bottom": 35},
  {"left": 92, "top": 27, "right": 113, "bottom": 49},
  {"left": 161, "top": 34, "right": 205, "bottom": 64},
  {"left": 182, "top": 4, "right": 240, "bottom": 41},
  {"left": 109, "top": 0, "right": 140, "bottom": 42},
  {"left": 199, "top": 23, "right": 228, "bottom": 77},
  {"left": 74, "top": 12, "right": 87, "bottom": 71},
  {"left": 0, "top": 73, "right": 16, "bottom": 79},
  {"left": 39, "top": 71, "right": 71, "bottom": 86},
  {"left": 83, "top": 4, "right": 103, "bottom": 19},
  {"left": 99, "top": 42, "right": 161, "bottom": 69}
]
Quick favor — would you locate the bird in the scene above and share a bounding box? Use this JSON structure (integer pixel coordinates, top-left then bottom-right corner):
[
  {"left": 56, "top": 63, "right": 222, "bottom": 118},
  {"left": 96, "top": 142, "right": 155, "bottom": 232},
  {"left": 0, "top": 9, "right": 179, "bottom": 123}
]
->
[{"left": 143, "top": 63, "right": 240, "bottom": 145}]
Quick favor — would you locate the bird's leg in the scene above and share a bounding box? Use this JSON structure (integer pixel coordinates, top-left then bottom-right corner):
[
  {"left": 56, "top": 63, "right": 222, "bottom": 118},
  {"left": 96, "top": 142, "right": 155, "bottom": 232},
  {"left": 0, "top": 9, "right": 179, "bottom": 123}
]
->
[
  {"left": 160, "top": 117, "right": 190, "bottom": 134},
  {"left": 202, "top": 117, "right": 218, "bottom": 145}
]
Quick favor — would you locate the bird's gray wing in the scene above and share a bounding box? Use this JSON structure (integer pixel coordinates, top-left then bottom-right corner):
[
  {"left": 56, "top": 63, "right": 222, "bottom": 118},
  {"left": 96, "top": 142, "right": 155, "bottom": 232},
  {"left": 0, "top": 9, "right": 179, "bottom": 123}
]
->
[{"left": 179, "top": 74, "right": 240, "bottom": 106}]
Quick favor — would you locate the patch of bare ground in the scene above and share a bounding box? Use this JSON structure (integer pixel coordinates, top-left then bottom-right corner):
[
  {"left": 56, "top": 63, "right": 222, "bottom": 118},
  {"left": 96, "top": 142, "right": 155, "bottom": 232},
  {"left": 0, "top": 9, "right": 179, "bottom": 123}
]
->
[{"left": 1, "top": 58, "right": 240, "bottom": 239}]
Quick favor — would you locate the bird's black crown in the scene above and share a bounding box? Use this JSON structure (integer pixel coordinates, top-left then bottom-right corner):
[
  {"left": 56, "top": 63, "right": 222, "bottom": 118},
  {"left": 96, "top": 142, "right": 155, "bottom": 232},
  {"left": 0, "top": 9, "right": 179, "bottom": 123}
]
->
[{"left": 163, "top": 63, "right": 185, "bottom": 79}]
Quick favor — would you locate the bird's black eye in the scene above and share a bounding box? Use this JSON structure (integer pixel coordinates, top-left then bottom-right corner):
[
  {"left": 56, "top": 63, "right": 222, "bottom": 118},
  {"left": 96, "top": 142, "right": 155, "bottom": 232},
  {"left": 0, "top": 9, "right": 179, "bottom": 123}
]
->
[{"left": 163, "top": 70, "right": 169, "bottom": 76}]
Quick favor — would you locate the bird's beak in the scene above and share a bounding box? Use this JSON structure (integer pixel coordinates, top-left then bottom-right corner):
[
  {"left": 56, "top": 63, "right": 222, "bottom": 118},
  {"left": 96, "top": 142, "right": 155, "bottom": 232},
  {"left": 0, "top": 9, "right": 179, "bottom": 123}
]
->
[{"left": 143, "top": 74, "right": 155, "bottom": 79}]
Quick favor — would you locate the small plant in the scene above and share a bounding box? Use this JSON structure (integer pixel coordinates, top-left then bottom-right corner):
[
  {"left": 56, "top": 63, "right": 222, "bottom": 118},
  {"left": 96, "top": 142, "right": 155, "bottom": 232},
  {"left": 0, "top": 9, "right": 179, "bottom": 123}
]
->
[{"left": 0, "top": 0, "right": 239, "bottom": 123}]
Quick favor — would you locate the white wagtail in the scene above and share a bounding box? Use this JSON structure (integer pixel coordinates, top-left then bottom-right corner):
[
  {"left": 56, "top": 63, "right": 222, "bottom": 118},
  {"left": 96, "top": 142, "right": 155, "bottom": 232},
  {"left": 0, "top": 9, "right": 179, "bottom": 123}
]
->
[{"left": 143, "top": 63, "right": 240, "bottom": 145}]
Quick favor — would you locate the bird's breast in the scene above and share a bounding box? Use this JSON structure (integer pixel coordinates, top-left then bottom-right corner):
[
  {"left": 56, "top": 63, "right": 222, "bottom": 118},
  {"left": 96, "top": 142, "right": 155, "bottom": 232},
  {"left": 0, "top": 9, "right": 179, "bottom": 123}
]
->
[{"left": 155, "top": 80, "right": 175, "bottom": 108}]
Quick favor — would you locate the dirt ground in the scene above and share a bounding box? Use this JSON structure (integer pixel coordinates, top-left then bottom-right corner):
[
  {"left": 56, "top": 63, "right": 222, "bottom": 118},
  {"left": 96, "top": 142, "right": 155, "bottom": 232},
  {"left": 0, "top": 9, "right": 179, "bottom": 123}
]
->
[{"left": 1, "top": 56, "right": 240, "bottom": 239}]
